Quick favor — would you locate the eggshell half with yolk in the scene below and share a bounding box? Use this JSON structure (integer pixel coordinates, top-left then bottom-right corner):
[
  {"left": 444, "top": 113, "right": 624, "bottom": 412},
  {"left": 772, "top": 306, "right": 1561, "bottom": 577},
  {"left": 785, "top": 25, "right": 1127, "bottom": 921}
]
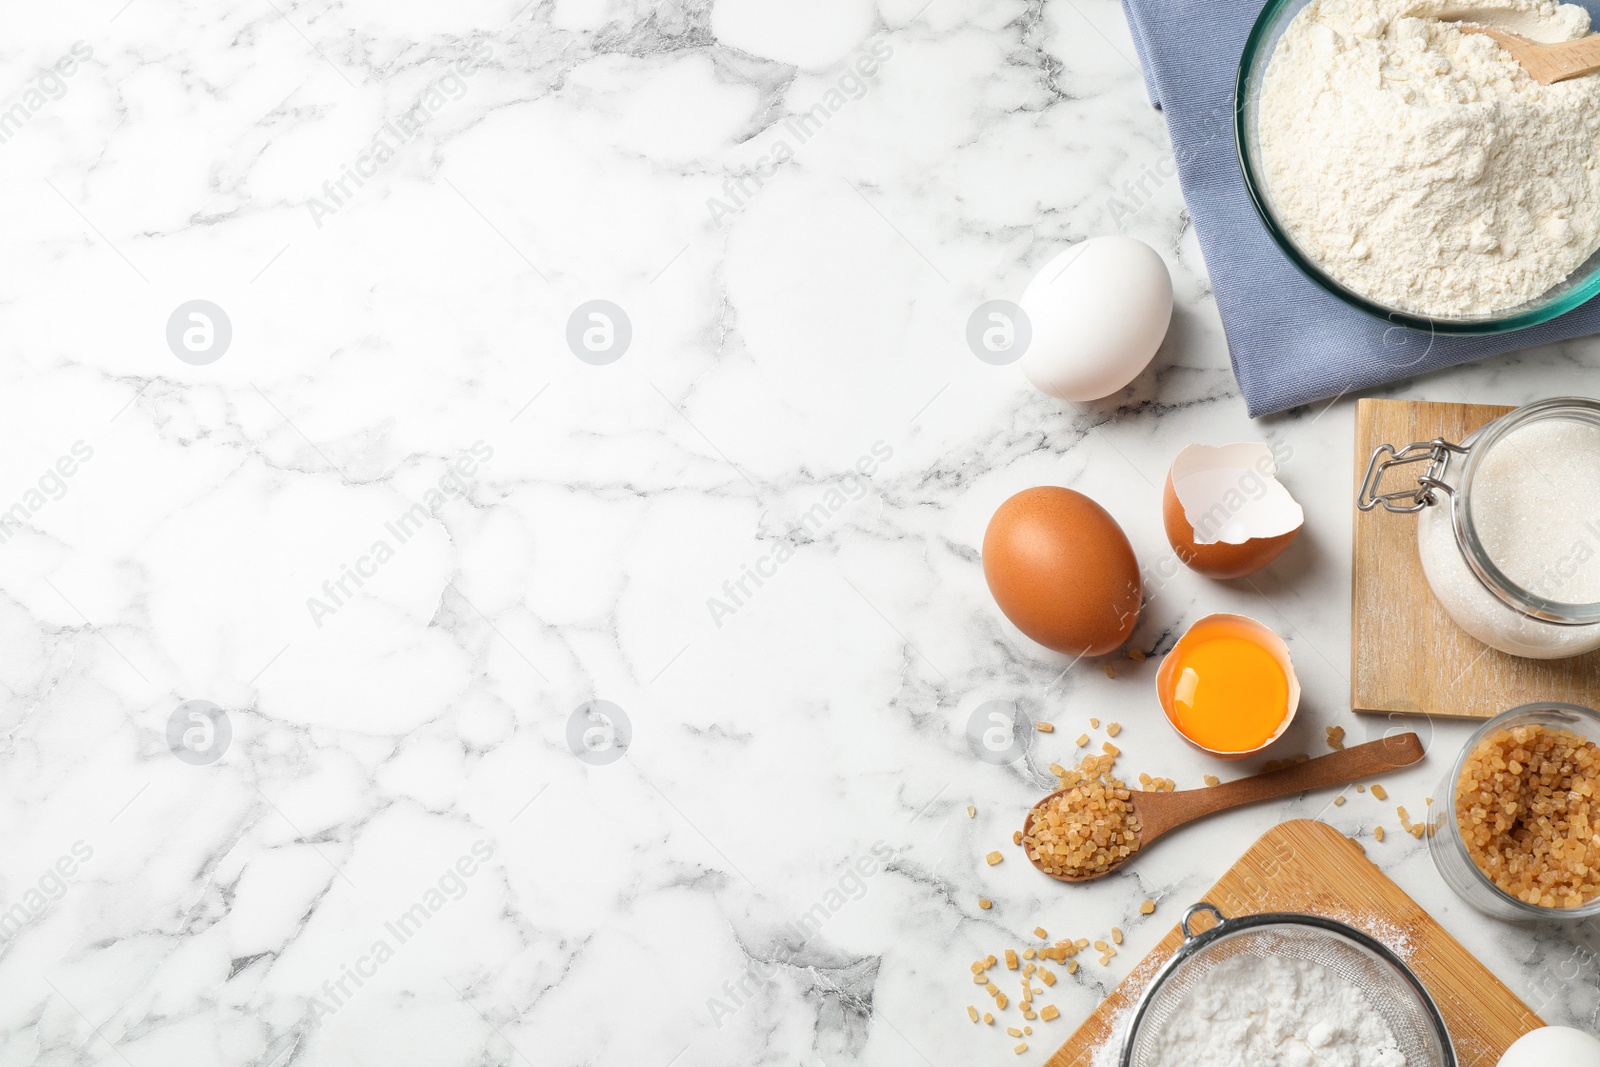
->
[{"left": 1156, "top": 613, "right": 1301, "bottom": 760}]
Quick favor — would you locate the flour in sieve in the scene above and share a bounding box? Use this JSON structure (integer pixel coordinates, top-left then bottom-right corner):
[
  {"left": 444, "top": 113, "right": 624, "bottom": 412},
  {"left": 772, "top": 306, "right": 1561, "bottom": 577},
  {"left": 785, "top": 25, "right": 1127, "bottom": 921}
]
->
[
  {"left": 1144, "top": 954, "right": 1407, "bottom": 1067},
  {"left": 1258, "top": 0, "right": 1600, "bottom": 317}
]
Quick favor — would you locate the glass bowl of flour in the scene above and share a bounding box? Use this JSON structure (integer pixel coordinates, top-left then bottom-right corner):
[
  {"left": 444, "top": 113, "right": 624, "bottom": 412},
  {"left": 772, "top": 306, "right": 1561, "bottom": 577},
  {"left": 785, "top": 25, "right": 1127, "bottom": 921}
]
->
[
  {"left": 1119, "top": 903, "right": 1454, "bottom": 1067},
  {"left": 1237, "top": 0, "right": 1600, "bottom": 333}
]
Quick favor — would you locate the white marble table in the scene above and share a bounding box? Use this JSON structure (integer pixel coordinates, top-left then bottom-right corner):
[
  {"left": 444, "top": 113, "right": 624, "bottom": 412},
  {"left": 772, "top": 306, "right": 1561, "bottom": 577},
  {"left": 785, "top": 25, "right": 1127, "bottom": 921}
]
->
[{"left": 4, "top": 1, "right": 1599, "bottom": 1064}]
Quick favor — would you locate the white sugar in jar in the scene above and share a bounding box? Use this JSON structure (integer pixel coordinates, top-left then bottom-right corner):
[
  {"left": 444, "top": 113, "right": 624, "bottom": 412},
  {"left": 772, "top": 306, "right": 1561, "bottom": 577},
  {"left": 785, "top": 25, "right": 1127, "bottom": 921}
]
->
[{"left": 1360, "top": 398, "right": 1600, "bottom": 660}]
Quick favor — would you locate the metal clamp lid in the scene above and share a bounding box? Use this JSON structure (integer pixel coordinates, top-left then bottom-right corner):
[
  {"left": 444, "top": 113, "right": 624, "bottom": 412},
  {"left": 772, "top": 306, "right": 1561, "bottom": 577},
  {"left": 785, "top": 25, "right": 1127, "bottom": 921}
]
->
[{"left": 1357, "top": 438, "right": 1470, "bottom": 514}]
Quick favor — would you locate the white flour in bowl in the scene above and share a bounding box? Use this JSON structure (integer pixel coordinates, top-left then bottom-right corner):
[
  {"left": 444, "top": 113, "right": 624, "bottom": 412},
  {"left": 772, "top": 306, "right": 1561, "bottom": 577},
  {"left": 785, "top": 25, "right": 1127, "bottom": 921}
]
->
[
  {"left": 1258, "top": 0, "right": 1600, "bottom": 317},
  {"left": 1144, "top": 954, "right": 1408, "bottom": 1067}
]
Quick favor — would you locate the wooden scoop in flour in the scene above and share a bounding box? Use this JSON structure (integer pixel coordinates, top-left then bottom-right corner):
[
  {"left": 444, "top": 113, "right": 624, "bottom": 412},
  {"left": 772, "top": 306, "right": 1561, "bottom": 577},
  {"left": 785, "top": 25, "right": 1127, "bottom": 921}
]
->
[{"left": 1457, "top": 25, "right": 1600, "bottom": 84}]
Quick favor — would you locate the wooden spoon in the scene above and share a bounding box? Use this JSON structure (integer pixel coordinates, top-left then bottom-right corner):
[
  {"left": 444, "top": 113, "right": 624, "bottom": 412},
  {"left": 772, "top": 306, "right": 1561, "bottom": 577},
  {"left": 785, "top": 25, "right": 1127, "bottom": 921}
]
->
[
  {"left": 1022, "top": 732, "right": 1425, "bottom": 883},
  {"left": 1457, "top": 25, "right": 1600, "bottom": 85}
]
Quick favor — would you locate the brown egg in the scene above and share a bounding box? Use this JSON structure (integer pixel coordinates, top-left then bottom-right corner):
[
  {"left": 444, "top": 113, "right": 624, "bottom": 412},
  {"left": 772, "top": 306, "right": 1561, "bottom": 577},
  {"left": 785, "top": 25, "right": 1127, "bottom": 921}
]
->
[
  {"left": 982, "top": 487, "right": 1141, "bottom": 656},
  {"left": 1161, "top": 443, "right": 1303, "bottom": 580}
]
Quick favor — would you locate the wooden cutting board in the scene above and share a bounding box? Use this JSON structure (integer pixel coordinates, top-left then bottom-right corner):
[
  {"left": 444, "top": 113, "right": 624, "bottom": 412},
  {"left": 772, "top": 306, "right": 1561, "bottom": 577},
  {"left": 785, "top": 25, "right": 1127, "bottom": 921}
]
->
[
  {"left": 1045, "top": 820, "right": 1542, "bottom": 1067},
  {"left": 1351, "top": 398, "right": 1600, "bottom": 720}
]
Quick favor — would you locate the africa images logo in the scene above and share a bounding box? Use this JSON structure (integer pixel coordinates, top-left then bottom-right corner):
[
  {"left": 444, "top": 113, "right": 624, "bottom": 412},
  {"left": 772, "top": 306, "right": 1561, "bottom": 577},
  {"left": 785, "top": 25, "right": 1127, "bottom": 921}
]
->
[
  {"left": 307, "top": 840, "right": 495, "bottom": 1028},
  {"left": 305, "top": 442, "right": 493, "bottom": 627},
  {"left": 705, "top": 37, "right": 894, "bottom": 226},
  {"left": 305, "top": 40, "right": 495, "bottom": 228}
]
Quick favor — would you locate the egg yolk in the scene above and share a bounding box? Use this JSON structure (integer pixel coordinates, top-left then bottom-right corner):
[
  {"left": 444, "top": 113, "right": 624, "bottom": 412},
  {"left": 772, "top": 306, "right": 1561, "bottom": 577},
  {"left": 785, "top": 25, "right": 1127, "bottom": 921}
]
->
[{"left": 1169, "top": 634, "right": 1289, "bottom": 752}]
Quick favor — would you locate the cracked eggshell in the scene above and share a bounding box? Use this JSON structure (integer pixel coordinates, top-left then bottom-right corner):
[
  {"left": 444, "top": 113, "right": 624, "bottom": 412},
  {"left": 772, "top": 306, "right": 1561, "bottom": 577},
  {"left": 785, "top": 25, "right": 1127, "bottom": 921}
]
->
[
  {"left": 1162, "top": 442, "right": 1303, "bottom": 579},
  {"left": 1156, "top": 613, "right": 1301, "bottom": 760}
]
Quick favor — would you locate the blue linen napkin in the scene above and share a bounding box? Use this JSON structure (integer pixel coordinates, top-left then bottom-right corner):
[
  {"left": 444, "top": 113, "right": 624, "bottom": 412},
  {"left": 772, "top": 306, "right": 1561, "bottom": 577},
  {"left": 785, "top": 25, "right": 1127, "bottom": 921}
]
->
[{"left": 1120, "top": 0, "right": 1600, "bottom": 416}]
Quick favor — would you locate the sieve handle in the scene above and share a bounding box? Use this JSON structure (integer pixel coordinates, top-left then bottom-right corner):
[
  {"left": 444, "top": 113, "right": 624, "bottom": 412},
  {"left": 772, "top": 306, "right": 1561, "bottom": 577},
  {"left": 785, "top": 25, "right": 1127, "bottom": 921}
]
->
[{"left": 1179, "top": 901, "right": 1226, "bottom": 941}]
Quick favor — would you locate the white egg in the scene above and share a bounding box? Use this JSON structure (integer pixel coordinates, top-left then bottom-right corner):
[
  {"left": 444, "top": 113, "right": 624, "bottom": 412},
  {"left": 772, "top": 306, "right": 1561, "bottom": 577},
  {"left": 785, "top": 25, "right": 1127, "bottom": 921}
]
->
[
  {"left": 1017, "top": 235, "right": 1173, "bottom": 403},
  {"left": 1498, "top": 1026, "right": 1600, "bottom": 1067}
]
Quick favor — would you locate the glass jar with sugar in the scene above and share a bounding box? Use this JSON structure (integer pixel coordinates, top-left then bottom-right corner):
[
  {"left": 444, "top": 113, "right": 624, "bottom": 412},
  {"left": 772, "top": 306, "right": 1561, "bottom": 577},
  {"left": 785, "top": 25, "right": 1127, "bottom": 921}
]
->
[{"left": 1359, "top": 397, "right": 1600, "bottom": 659}]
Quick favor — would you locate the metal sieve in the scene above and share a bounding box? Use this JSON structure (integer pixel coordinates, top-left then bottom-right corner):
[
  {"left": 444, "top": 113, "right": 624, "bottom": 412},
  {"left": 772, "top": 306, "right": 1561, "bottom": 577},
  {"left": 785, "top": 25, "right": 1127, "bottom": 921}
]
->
[{"left": 1119, "top": 903, "right": 1456, "bottom": 1067}]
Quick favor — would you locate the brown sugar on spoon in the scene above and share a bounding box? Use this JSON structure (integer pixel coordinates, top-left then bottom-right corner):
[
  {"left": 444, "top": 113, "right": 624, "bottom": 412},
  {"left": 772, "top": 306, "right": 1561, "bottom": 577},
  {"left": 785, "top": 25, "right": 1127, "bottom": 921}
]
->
[
  {"left": 1025, "top": 733, "right": 1425, "bottom": 882},
  {"left": 1022, "top": 750, "right": 1142, "bottom": 879}
]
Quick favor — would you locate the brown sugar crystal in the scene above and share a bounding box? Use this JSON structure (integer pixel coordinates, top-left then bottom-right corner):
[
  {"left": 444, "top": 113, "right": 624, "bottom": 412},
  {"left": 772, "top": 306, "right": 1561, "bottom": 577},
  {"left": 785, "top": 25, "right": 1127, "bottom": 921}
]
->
[
  {"left": 1455, "top": 724, "right": 1600, "bottom": 909},
  {"left": 1022, "top": 750, "right": 1142, "bottom": 879}
]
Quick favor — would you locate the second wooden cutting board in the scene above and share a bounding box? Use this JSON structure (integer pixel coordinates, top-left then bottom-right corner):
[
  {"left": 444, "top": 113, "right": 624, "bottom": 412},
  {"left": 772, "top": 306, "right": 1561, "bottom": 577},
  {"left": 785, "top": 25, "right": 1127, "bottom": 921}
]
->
[{"left": 1045, "top": 820, "right": 1542, "bottom": 1067}]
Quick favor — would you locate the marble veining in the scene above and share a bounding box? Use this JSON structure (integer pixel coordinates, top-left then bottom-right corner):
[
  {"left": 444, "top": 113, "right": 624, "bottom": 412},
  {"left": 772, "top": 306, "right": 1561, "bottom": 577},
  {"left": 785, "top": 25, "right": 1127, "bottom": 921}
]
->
[{"left": 2, "top": 0, "right": 1599, "bottom": 1065}]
